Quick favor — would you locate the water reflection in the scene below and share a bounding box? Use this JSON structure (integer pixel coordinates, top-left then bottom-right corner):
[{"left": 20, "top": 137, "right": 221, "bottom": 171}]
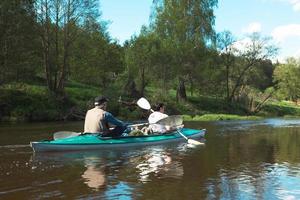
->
[
  {"left": 133, "top": 148, "right": 184, "bottom": 182},
  {"left": 81, "top": 157, "right": 106, "bottom": 191},
  {"left": 205, "top": 162, "right": 300, "bottom": 200},
  {"left": 32, "top": 145, "right": 188, "bottom": 193},
  {"left": 32, "top": 150, "right": 136, "bottom": 199}
]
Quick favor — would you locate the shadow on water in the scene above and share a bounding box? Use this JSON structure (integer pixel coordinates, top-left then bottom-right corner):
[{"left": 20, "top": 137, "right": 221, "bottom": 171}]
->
[{"left": 1, "top": 118, "right": 300, "bottom": 199}]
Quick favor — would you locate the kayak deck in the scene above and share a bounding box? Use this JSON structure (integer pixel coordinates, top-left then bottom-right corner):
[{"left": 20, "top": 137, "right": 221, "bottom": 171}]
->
[{"left": 31, "top": 128, "right": 206, "bottom": 152}]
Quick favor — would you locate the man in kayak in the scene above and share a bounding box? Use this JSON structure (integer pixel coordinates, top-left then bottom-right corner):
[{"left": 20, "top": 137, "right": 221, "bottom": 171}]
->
[
  {"left": 84, "top": 96, "right": 127, "bottom": 137},
  {"left": 148, "top": 103, "right": 169, "bottom": 133}
]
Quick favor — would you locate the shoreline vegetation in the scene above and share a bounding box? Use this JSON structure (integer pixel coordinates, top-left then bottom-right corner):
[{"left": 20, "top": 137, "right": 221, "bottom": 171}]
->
[{"left": 1, "top": 82, "right": 300, "bottom": 123}]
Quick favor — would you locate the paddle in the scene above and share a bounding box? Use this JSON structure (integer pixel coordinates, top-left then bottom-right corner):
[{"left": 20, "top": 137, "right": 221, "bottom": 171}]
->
[
  {"left": 53, "top": 131, "right": 81, "bottom": 140},
  {"left": 53, "top": 123, "right": 149, "bottom": 140},
  {"left": 137, "top": 97, "right": 154, "bottom": 112},
  {"left": 136, "top": 97, "right": 204, "bottom": 145}
]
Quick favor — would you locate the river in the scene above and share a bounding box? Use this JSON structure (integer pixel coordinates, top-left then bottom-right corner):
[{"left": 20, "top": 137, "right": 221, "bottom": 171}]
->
[{"left": 0, "top": 118, "right": 300, "bottom": 199}]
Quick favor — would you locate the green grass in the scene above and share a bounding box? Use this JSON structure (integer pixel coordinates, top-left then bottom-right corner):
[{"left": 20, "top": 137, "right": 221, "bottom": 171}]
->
[
  {"left": 183, "top": 114, "right": 262, "bottom": 121},
  {"left": 0, "top": 82, "right": 99, "bottom": 122},
  {"left": 261, "top": 100, "right": 300, "bottom": 117}
]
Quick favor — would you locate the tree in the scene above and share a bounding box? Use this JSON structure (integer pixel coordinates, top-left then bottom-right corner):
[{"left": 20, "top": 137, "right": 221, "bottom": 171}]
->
[
  {"left": 273, "top": 57, "right": 300, "bottom": 102},
  {"left": 34, "top": 0, "right": 101, "bottom": 95},
  {"left": 125, "top": 32, "right": 150, "bottom": 97},
  {"left": 124, "top": 28, "right": 169, "bottom": 97},
  {"left": 0, "top": 0, "right": 40, "bottom": 85},
  {"left": 151, "top": 0, "right": 218, "bottom": 101},
  {"left": 70, "top": 18, "right": 123, "bottom": 88},
  {"left": 227, "top": 33, "right": 278, "bottom": 103},
  {"left": 217, "top": 31, "right": 236, "bottom": 102}
]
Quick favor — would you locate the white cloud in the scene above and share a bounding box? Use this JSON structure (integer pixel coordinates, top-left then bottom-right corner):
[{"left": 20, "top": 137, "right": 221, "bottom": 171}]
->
[
  {"left": 232, "top": 38, "right": 252, "bottom": 51},
  {"left": 261, "top": 0, "right": 300, "bottom": 12},
  {"left": 289, "top": 0, "right": 300, "bottom": 11},
  {"left": 271, "top": 24, "right": 300, "bottom": 42},
  {"left": 276, "top": 48, "right": 300, "bottom": 63},
  {"left": 293, "top": 49, "right": 300, "bottom": 58},
  {"left": 242, "top": 22, "right": 262, "bottom": 33}
]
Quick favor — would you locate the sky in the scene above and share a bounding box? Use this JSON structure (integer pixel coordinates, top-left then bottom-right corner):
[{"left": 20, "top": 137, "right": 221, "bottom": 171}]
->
[{"left": 101, "top": 0, "right": 300, "bottom": 61}]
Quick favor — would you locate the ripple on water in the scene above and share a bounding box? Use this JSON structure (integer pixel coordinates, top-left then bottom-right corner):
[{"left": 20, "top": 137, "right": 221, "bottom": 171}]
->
[
  {"left": 0, "top": 144, "right": 30, "bottom": 149},
  {"left": 0, "top": 186, "right": 32, "bottom": 195},
  {"left": 215, "top": 118, "right": 300, "bottom": 135},
  {"left": 205, "top": 162, "right": 300, "bottom": 200}
]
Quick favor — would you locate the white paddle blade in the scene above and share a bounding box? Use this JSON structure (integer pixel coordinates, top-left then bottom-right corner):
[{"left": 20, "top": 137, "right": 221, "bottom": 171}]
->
[
  {"left": 157, "top": 115, "right": 183, "bottom": 127},
  {"left": 137, "top": 97, "right": 151, "bottom": 110},
  {"left": 187, "top": 139, "right": 204, "bottom": 145},
  {"left": 53, "top": 131, "right": 81, "bottom": 140}
]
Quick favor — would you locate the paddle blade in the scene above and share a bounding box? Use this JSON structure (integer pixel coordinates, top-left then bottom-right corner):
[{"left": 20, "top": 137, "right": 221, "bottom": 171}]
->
[
  {"left": 157, "top": 115, "right": 183, "bottom": 127},
  {"left": 53, "top": 131, "right": 81, "bottom": 140},
  {"left": 187, "top": 139, "right": 204, "bottom": 145},
  {"left": 137, "top": 97, "right": 151, "bottom": 110}
]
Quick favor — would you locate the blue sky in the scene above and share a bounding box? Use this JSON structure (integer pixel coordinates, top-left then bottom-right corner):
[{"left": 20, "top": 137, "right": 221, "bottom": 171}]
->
[
  {"left": 101, "top": 0, "right": 152, "bottom": 42},
  {"left": 101, "top": 0, "right": 300, "bottom": 61}
]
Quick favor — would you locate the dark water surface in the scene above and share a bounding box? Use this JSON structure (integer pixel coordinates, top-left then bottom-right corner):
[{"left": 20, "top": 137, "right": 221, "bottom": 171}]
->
[{"left": 1, "top": 119, "right": 300, "bottom": 199}]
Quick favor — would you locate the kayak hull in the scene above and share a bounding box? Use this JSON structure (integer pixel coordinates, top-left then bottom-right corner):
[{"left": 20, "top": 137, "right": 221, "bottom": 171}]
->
[{"left": 31, "top": 128, "right": 206, "bottom": 152}]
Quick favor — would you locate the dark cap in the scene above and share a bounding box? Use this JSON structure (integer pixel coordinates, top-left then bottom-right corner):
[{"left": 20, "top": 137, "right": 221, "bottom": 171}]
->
[{"left": 94, "top": 96, "right": 109, "bottom": 106}]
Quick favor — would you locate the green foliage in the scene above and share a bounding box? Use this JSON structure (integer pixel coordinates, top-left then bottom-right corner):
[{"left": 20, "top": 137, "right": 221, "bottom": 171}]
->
[
  {"left": 149, "top": 0, "right": 219, "bottom": 100},
  {"left": 33, "top": 0, "right": 113, "bottom": 94},
  {"left": 0, "top": 87, "right": 60, "bottom": 121},
  {"left": 273, "top": 57, "right": 300, "bottom": 101},
  {"left": 247, "top": 60, "right": 274, "bottom": 91},
  {"left": 0, "top": 82, "right": 98, "bottom": 121},
  {"left": 71, "top": 22, "right": 124, "bottom": 88},
  {"left": 124, "top": 29, "right": 159, "bottom": 95},
  {"left": 0, "top": 0, "right": 41, "bottom": 85},
  {"left": 261, "top": 101, "right": 300, "bottom": 117}
]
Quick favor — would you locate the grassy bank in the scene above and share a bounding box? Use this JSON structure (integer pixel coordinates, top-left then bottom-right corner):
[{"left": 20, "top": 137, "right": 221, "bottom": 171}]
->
[
  {"left": 1, "top": 82, "right": 300, "bottom": 122},
  {"left": 182, "top": 114, "right": 262, "bottom": 121},
  {"left": 0, "top": 82, "right": 98, "bottom": 122}
]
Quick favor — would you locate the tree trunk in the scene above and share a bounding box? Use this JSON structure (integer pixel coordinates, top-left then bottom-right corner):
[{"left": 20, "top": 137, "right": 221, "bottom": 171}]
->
[
  {"left": 252, "top": 92, "right": 273, "bottom": 114},
  {"left": 140, "top": 66, "right": 145, "bottom": 97},
  {"left": 124, "top": 77, "right": 140, "bottom": 98},
  {"left": 229, "top": 62, "right": 254, "bottom": 102},
  {"left": 54, "top": 0, "right": 59, "bottom": 90},
  {"left": 176, "top": 77, "right": 187, "bottom": 102},
  {"left": 189, "top": 74, "right": 194, "bottom": 97},
  {"left": 226, "top": 64, "right": 229, "bottom": 103},
  {"left": 41, "top": 0, "right": 53, "bottom": 92},
  {"left": 57, "top": 0, "right": 71, "bottom": 94}
]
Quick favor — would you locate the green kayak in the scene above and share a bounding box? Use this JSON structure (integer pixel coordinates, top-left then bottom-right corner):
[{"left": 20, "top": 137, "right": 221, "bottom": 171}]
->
[{"left": 30, "top": 128, "right": 206, "bottom": 152}]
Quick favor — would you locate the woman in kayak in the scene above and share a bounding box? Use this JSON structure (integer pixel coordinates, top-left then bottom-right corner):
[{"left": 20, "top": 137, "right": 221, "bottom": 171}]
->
[
  {"left": 84, "top": 96, "right": 127, "bottom": 137},
  {"left": 147, "top": 103, "right": 169, "bottom": 133},
  {"left": 130, "top": 103, "right": 169, "bottom": 136}
]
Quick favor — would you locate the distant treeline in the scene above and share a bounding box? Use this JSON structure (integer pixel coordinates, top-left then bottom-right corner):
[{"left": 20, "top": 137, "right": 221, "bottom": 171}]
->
[{"left": 1, "top": 0, "right": 300, "bottom": 118}]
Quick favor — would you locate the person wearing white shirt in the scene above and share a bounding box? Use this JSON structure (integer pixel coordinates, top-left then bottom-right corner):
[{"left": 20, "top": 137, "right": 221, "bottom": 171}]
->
[{"left": 148, "top": 103, "right": 169, "bottom": 133}]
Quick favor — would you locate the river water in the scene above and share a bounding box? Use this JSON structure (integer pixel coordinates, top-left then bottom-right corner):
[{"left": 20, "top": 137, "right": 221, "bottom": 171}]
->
[{"left": 0, "top": 118, "right": 300, "bottom": 199}]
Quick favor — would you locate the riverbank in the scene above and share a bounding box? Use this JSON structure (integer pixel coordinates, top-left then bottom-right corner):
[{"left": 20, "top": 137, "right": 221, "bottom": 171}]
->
[{"left": 1, "top": 82, "right": 300, "bottom": 122}]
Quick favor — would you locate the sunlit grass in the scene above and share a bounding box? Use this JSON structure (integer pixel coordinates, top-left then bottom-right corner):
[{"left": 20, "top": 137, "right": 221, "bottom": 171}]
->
[{"left": 183, "top": 114, "right": 262, "bottom": 121}]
